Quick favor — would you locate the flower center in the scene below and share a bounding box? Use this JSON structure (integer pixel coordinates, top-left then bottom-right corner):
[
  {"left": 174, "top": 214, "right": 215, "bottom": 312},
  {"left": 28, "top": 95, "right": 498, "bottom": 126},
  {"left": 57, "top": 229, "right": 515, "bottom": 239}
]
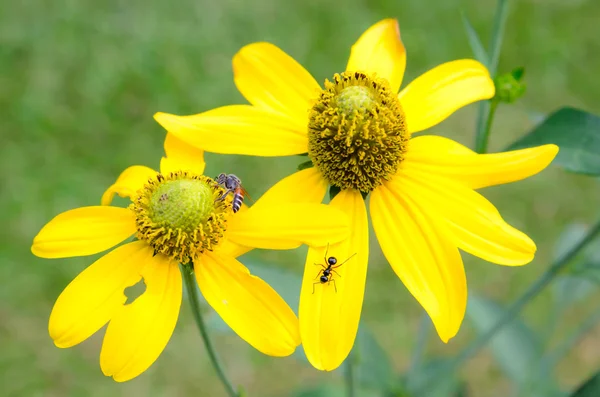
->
[
  {"left": 131, "top": 171, "right": 231, "bottom": 264},
  {"left": 307, "top": 72, "right": 410, "bottom": 193}
]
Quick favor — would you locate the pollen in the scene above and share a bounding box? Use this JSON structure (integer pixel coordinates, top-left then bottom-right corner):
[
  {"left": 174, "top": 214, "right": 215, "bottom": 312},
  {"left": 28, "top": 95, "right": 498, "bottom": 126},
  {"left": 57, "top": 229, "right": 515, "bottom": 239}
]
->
[
  {"left": 307, "top": 72, "right": 410, "bottom": 193},
  {"left": 131, "top": 171, "right": 231, "bottom": 264}
]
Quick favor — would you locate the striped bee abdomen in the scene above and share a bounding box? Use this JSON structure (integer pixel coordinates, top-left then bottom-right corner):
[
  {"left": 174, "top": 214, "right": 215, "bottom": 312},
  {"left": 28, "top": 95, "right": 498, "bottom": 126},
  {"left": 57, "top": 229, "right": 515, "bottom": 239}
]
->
[{"left": 232, "top": 189, "right": 244, "bottom": 213}]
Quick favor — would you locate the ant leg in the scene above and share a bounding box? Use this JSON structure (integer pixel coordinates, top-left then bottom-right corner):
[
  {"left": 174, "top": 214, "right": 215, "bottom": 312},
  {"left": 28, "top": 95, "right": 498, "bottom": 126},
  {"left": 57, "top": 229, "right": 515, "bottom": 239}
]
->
[
  {"left": 330, "top": 279, "right": 337, "bottom": 293},
  {"left": 314, "top": 262, "right": 326, "bottom": 269},
  {"left": 332, "top": 269, "right": 342, "bottom": 277},
  {"left": 313, "top": 269, "right": 323, "bottom": 280}
]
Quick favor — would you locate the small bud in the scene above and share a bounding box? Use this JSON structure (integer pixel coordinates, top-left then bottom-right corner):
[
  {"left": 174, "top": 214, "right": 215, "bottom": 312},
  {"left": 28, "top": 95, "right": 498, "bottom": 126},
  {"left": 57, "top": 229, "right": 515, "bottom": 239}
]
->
[{"left": 494, "top": 67, "right": 526, "bottom": 103}]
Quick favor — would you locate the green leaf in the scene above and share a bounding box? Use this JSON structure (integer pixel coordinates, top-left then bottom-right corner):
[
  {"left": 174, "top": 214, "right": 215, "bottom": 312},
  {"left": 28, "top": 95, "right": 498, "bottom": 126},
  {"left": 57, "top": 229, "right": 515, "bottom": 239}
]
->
[
  {"left": 461, "top": 12, "right": 488, "bottom": 65},
  {"left": 466, "top": 295, "right": 541, "bottom": 385},
  {"left": 511, "top": 66, "right": 525, "bottom": 81},
  {"left": 569, "top": 371, "right": 600, "bottom": 397},
  {"left": 554, "top": 224, "right": 589, "bottom": 261},
  {"left": 297, "top": 160, "right": 314, "bottom": 171},
  {"left": 552, "top": 223, "right": 600, "bottom": 308},
  {"left": 552, "top": 275, "right": 597, "bottom": 308},
  {"left": 352, "top": 327, "right": 395, "bottom": 390},
  {"left": 507, "top": 107, "right": 600, "bottom": 175},
  {"left": 405, "top": 359, "right": 462, "bottom": 397},
  {"left": 329, "top": 185, "right": 341, "bottom": 200}
]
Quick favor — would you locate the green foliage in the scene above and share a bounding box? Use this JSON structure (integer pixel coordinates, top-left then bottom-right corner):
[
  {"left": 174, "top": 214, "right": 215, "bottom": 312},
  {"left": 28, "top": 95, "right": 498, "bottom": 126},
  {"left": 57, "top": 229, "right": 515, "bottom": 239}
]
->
[
  {"left": 293, "top": 385, "right": 346, "bottom": 397},
  {"left": 352, "top": 327, "right": 394, "bottom": 390},
  {"left": 511, "top": 66, "right": 525, "bottom": 81},
  {"left": 507, "top": 108, "right": 600, "bottom": 175},
  {"left": 461, "top": 13, "right": 488, "bottom": 65},
  {"left": 298, "top": 160, "right": 314, "bottom": 171},
  {"left": 466, "top": 295, "right": 541, "bottom": 386},
  {"left": 552, "top": 223, "right": 600, "bottom": 308},
  {"left": 569, "top": 372, "right": 600, "bottom": 397},
  {"left": 404, "top": 359, "right": 465, "bottom": 397},
  {"left": 329, "top": 185, "right": 341, "bottom": 200}
]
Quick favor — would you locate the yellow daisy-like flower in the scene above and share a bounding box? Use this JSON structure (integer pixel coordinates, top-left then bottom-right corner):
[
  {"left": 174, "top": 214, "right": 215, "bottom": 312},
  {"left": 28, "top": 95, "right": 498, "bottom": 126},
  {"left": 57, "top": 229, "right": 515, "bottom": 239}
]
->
[
  {"left": 31, "top": 134, "right": 350, "bottom": 381},
  {"left": 153, "top": 20, "right": 559, "bottom": 370}
]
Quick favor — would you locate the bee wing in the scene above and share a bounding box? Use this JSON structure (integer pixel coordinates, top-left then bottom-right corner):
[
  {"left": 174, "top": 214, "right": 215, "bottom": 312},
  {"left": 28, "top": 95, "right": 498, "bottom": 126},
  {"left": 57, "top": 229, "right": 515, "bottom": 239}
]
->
[{"left": 240, "top": 186, "right": 254, "bottom": 203}]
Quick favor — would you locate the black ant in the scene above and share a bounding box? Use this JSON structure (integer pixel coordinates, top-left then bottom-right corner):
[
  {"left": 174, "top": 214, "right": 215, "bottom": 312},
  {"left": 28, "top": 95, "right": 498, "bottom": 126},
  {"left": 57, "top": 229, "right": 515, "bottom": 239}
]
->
[{"left": 313, "top": 244, "right": 357, "bottom": 294}]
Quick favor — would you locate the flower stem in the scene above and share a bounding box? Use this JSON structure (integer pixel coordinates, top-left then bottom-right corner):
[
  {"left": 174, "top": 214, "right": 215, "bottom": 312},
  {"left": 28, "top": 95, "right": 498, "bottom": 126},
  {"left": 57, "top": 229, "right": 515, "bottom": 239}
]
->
[
  {"left": 487, "top": 0, "right": 510, "bottom": 76},
  {"left": 416, "top": 217, "right": 600, "bottom": 394},
  {"left": 182, "top": 267, "right": 239, "bottom": 397},
  {"left": 344, "top": 351, "right": 356, "bottom": 397},
  {"left": 474, "top": 99, "right": 499, "bottom": 154},
  {"left": 473, "top": 0, "right": 510, "bottom": 153}
]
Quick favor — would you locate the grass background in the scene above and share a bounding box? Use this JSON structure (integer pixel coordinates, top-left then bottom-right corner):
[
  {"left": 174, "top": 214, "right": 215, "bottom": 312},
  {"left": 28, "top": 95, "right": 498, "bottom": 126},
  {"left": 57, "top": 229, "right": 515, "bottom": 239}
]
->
[{"left": 2, "top": 0, "right": 600, "bottom": 395}]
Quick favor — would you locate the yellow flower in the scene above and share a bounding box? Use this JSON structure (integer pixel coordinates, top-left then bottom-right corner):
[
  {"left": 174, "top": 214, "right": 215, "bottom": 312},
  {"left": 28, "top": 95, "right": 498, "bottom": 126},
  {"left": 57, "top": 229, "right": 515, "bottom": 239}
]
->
[
  {"left": 153, "top": 20, "right": 559, "bottom": 370},
  {"left": 31, "top": 134, "right": 350, "bottom": 381}
]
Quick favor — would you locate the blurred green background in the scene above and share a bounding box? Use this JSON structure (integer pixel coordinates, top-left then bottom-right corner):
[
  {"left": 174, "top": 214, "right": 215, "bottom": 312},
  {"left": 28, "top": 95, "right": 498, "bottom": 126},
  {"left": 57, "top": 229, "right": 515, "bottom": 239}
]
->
[{"left": 2, "top": 0, "right": 600, "bottom": 396}]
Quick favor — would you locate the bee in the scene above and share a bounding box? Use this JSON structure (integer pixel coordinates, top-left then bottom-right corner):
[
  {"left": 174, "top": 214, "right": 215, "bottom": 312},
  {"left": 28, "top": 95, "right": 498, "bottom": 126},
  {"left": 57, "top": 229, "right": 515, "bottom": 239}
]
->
[
  {"left": 215, "top": 173, "right": 250, "bottom": 213},
  {"left": 313, "top": 244, "right": 357, "bottom": 293}
]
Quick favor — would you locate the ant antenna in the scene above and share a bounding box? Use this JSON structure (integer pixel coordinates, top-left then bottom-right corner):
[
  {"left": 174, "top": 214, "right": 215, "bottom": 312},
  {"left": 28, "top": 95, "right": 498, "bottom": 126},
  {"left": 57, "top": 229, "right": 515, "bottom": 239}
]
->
[
  {"left": 336, "top": 252, "right": 357, "bottom": 267},
  {"left": 323, "top": 242, "right": 330, "bottom": 264}
]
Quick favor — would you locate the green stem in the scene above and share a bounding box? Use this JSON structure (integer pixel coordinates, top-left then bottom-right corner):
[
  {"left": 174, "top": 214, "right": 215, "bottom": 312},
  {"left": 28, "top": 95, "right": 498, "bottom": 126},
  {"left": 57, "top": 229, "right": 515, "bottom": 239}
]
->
[
  {"left": 416, "top": 218, "right": 600, "bottom": 394},
  {"left": 487, "top": 0, "right": 510, "bottom": 76},
  {"left": 344, "top": 351, "right": 356, "bottom": 397},
  {"left": 182, "top": 267, "right": 239, "bottom": 397},
  {"left": 475, "top": 99, "right": 499, "bottom": 154},
  {"left": 473, "top": 0, "right": 510, "bottom": 153},
  {"left": 474, "top": 101, "right": 489, "bottom": 153}
]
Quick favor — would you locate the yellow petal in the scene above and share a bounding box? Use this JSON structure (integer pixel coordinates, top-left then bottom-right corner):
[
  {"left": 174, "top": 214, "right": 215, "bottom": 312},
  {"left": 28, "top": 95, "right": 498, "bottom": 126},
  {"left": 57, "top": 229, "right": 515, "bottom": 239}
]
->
[
  {"left": 250, "top": 168, "right": 327, "bottom": 211},
  {"left": 32, "top": 206, "right": 137, "bottom": 258},
  {"left": 195, "top": 251, "right": 300, "bottom": 356},
  {"left": 217, "top": 238, "right": 254, "bottom": 258},
  {"left": 370, "top": 183, "right": 466, "bottom": 342},
  {"left": 160, "top": 133, "right": 206, "bottom": 175},
  {"left": 154, "top": 106, "right": 308, "bottom": 157},
  {"left": 227, "top": 203, "right": 350, "bottom": 250},
  {"left": 100, "top": 255, "right": 182, "bottom": 382},
  {"left": 101, "top": 165, "right": 157, "bottom": 206},
  {"left": 398, "top": 60, "right": 494, "bottom": 133},
  {"left": 299, "top": 189, "right": 369, "bottom": 370},
  {"left": 233, "top": 42, "right": 321, "bottom": 123},
  {"left": 397, "top": 168, "right": 536, "bottom": 266},
  {"left": 49, "top": 241, "right": 152, "bottom": 348},
  {"left": 405, "top": 135, "right": 559, "bottom": 189},
  {"left": 346, "top": 19, "right": 406, "bottom": 93}
]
